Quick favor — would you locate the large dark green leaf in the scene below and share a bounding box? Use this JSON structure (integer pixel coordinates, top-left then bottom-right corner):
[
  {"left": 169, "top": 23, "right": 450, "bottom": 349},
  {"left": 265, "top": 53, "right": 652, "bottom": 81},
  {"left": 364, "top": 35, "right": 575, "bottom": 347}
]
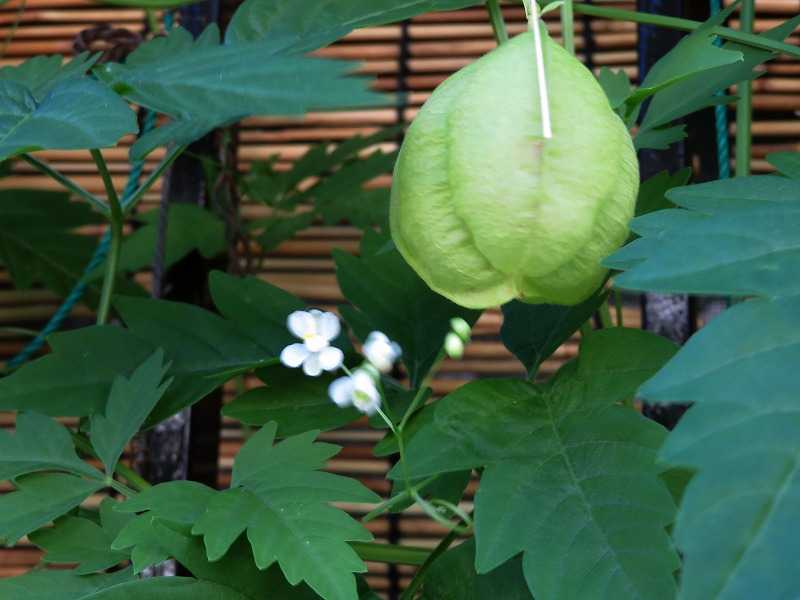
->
[
  {"left": 96, "top": 26, "right": 383, "bottom": 159},
  {"left": 0, "top": 569, "right": 133, "bottom": 600},
  {"left": 192, "top": 423, "right": 379, "bottom": 600},
  {"left": 606, "top": 176, "right": 800, "bottom": 298},
  {"left": 0, "top": 78, "right": 137, "bottom": 161},
  {"left": 638, "top": 296, "right": 800, "bottom": 600},
  {"left": 0, "top": 411, "right": 101, "bottom": 481},
  {"left": 767, "top": 151, "right": 800, "bottom": 179},
  {"left": 0, "top": 53, "right": 98, "bottom": 101},
  {"left": 395, "top": 329, "right": 679, "bottom": 600},
  {"left": 29, "top": 499, "right": 132, "bottom": 574},
  {"left": 87, "top": 577, "right": 251, "bottom": 600},
  {"left": 419, "top": 539, "right": 532, "bottom": 600},
  {"left": 90, "top": 350, "right": 172, "bottom": 474},
  {"left": 0, "top": 189, "right": 104, "bottom": 300},
  {"left": 228, "top": 0, "right": 483, "bottom": 49},
  {"left": 500, "top": 289, "right": 607, "bottom": 378},
  {"left": 334, "top": 232, "right": 481, "bottom": 386},
  {"left": 0, "top": 473, "right": 105, "bottom": 544},
  {"left": 223, "top": 365, "right": 360, "bottom": 435}
]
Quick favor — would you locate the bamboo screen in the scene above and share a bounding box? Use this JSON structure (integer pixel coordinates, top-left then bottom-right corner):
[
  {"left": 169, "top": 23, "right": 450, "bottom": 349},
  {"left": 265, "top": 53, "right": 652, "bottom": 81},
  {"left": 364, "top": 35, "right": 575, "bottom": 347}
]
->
[{"left": 0, "top": 0, "right": 797, "bottom": 595}]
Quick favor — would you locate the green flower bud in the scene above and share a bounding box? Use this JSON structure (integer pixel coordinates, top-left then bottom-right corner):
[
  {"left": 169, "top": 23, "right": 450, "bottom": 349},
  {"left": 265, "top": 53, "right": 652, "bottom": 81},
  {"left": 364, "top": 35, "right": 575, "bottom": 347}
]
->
[
  {"left": 450, "top": 317, "right": 472, "bottom": 342},
  {"left": 390, "top": 31, "right": 638, "bottom": 309},
  {"left": 444, "top": 332, "right": 465, "bottom": 359}
]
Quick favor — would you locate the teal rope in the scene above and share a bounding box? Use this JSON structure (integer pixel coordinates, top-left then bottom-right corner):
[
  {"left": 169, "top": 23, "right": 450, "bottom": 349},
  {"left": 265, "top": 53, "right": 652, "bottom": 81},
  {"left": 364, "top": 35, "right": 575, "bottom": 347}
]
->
[
  {"left": 710, "top": 0, "right": 731, "bottom": 179},
  {"left": 6, "top": 12, "right": 177, "bottom": 370}
]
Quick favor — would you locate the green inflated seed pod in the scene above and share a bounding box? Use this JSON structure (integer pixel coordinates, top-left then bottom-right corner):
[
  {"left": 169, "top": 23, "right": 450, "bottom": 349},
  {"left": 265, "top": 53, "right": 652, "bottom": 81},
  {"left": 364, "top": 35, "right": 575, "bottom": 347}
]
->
[{"left": 390, "top": 31, "right": 638, "bottom": 309}]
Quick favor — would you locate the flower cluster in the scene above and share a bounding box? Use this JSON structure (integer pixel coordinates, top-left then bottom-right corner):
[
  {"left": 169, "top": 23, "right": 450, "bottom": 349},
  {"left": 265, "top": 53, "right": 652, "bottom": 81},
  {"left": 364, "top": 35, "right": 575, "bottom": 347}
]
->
[{"left": 279, "top": 309, "right": 402, "bottom": 415}]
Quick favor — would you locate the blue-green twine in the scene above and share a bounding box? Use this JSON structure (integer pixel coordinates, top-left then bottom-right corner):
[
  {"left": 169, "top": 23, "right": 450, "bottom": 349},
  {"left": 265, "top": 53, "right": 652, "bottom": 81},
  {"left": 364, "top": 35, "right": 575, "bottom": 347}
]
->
[
  {"left": 6, "top": 11, "right": 177, "bottom": 371},
  {"left": 710, "top": 0, "right": 731, "bottom": 179}
]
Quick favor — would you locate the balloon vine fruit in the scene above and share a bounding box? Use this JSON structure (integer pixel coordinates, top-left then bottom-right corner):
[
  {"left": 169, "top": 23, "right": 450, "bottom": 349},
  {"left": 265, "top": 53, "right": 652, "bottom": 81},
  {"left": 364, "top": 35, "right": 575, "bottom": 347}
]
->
[{"left": 390, "top": 31, "right": 639, "bottom": 309}]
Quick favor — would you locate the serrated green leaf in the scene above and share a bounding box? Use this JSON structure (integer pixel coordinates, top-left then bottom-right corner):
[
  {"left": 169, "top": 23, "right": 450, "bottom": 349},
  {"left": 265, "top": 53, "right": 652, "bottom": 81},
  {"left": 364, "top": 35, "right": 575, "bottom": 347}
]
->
[
  {"left": 111, "top": 515, "right": 172, "bottom": 574},
  {"left": 90, "top": 349, "right": 172, "bottom": 474},
  {"left": 634, "top": 168, "right": 692, "bottom": 219},
  {"left": 606, "top": 176, "right": 800, "bottom": 298},
  {"left": 0, "top": 473, "right": 105, "bottom": 545},
  {"left": 637, "top": 296, "right": 800, "bottom": 600},
  {"left": 95, "top": 26, "right": 384, "bottom": 159},
  {"left": 0, "top": 326, "right": 155, "bottom": 416},
  {"left": 0, "top": 53, "right": 99, "bottom": 101},
  {"left": 0, "top": 568, "right": 133, "bottom": 600},
  {"left": 500, "top": 289, "right": 607, "bottom": 378},
  {"left": 635, "top": 124, "right": 687, "bottom": 151},
  {"left": 223, "top": 365, "right": 360, "bottom": 435},
  {"left": 334, "top": 231, "right": 481, "bottom": 386},
  {"left": 419, "top": 539, "right": 532, "bottom": 600},
  {"left": 395, "top": 329, "right": 679, "bottom": 600},
  {"left": 192, "top": 423, "right": 378, "bottom": 600},
  {"left": 29, "top": 500, "right": 131, "bottom": 574},
  {"left": 113, "top": 296, "right": 272, "bottom": 425},
  {"left": 597, "top": 67, "right": 631, "bottom": 110},
  {"left": 0, "top": 412, "right": 101, "bottom": 481},
  {"left": 209, "top": 271, "right": 304, "bottom": 356},
  {"left": 114, "top": 480, "right": 216, "bottom": 525},
  {"left": 86, "top": 577, "right": 251, "bottom": 600},
  {"left": 766, "top": 151, "right": 800, "bottom": 179},
  {"left": 228, "top": 0, "right": 483, "bottom": 49},
  {"left": 0, "top": 78, "right": 137, "bottom": 161},
  {"left": 640, "top": 15, "right": 800, "bottom": 133}
]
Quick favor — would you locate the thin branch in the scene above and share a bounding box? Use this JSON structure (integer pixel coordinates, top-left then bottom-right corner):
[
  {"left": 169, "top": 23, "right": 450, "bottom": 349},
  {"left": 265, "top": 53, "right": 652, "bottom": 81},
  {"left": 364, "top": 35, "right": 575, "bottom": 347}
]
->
[{"left": 22, "top": 154, "right": 110, "bottom": 216}]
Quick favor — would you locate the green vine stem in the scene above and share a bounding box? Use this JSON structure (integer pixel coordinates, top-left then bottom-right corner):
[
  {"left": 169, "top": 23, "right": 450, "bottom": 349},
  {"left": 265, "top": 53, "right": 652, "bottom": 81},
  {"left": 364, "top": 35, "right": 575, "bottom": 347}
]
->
[
  {"left": 91, "top": 149, "right": 124, "bottom": 326},
  {"left": 487, "top": 0, "right": 509, "bottom": 45},
  {"left": 561, "top": 0, "right": 575, "bottom": 55},
  {"left": 123, "top": 144, "right": 187, "bottom": 217},
  {"left": 735, "top": 0, "right": 755, "bottom": 177},
  {"left": 350, "top": 542, "right": 430, "bottom": 566},
  {"left": 22, "top": 154, "right": 110, "bottom": 216},
  {"left": 572, "top": 3, "right": 800, "bottom": 59}
]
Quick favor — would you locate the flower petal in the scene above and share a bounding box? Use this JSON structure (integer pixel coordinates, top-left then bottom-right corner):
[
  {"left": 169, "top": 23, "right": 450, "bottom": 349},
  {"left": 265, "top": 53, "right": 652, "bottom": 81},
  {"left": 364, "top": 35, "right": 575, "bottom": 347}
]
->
[
  {"left": 302, "top": 352, "right": 323, "bottom": 377},
  {"left": 319, "top": 346, "right": 344, "bottom": 372},
  {"left": 316, "top": 311, "right": 341, "bottom": 342},
  {"left": 366, "top": 331, "right": 390, "bottom": 345},
  {"left": 304, "top": 334, "right": 329, "bottom": 353},
  {"left": 328, "top": 376, "right": 354, "bottom": 407},
  {"left": 287, "top": 311, "right": 315, "bottom": 339},
  {"left": 280, "top": 343, "right": 309, "bottom": 368}
]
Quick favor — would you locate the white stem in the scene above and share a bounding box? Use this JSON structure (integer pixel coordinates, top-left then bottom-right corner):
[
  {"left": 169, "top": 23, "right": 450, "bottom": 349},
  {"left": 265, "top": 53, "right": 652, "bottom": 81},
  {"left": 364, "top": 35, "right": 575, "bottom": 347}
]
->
[{"left": 525, "top": 0, "right": 553, "bottom": 139}]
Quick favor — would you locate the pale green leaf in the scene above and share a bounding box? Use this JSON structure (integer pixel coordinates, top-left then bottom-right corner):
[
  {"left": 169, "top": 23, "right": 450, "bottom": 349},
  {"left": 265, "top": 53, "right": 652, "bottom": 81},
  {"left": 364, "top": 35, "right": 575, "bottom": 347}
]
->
[
  {"left": 90, "top": 349, "right": 172, "bottom": 474},
  {"left": 0, "top": 473, "right": 104, "bottom": 544},
  {"left": 0, "top": 411, "right": 101, "bottom": 481}
]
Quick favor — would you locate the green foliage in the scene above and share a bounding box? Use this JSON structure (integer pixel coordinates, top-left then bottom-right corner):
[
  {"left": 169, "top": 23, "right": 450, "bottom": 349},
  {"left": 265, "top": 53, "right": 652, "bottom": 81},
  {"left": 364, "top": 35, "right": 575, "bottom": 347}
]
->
[
  {"left": 0, "top": 77, "right": 137, "bottom": 161},
  {"left": 396, "top": 329, "right": 679, "bottom": 600},
  {"left": 0, "top": 568, "right": 133, "bottom": 600},
  {"left": 243, "top": 129, "right": 399, "bottom": 251},
  {"left": 29, "top": 499, "right": 131, "bottom": 574},
  {"left": 334, "top": 232, "right": 481, "bottom": 386},
  {"left": 227, "top": 0, "right": 483, "bottom": 49},
  {"left": 500, "top": 289, "right": 608, "bottom": 378},
  {"left": 223, "top": 365, "right": 361, "bottom": 435},
  {"left": 419, "top": 539, "right": 532, "bottom": 600},
  {"left": 0, "top": 473, "right": 105, "bottom": 544},
  {"left": 767, "top": 151, "right": 800, "bottom": 179},
  {"left": 0, "top": 53, "right": 98, "bottom": 100},
  {"left": 85, "top": 577, "right": 252, "bottom": 600},
  {"left": 634, "top": 168, "right": 692, "bottom": 218},
  {"left": 0, "top": 411, "right": 101, "bottom": 481},
  {"left": 90, "top": 350, "right": 172, "bottom": 474},
  {"left": 607, "top": 176, "right": 800, "bottom": 297},
  {"left": 95, "top": 26, "right": 384, "bottom": 159},
  {"left": 192, "top": 423, "right": 379, "bottom": 600}
]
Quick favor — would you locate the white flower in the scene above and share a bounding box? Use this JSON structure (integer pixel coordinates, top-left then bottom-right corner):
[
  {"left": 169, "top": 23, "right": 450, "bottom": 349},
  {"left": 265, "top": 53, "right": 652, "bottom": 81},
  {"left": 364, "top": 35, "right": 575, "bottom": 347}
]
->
[
  {"left": 280, "top": 309, "right": 344, "bottom": 377},
  {"left": 362, "top": 331, "right": 402, "bottom": 373},
  {"left": 328, "top": 370, "right": 381, "bottom": 415}
]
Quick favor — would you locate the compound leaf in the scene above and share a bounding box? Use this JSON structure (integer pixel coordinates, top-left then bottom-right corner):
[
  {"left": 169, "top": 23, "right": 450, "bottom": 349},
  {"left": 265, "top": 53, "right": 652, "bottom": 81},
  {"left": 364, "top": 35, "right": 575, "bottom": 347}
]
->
[{"left": 0, "top": 568, "right": 133, "bottom": 600}]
